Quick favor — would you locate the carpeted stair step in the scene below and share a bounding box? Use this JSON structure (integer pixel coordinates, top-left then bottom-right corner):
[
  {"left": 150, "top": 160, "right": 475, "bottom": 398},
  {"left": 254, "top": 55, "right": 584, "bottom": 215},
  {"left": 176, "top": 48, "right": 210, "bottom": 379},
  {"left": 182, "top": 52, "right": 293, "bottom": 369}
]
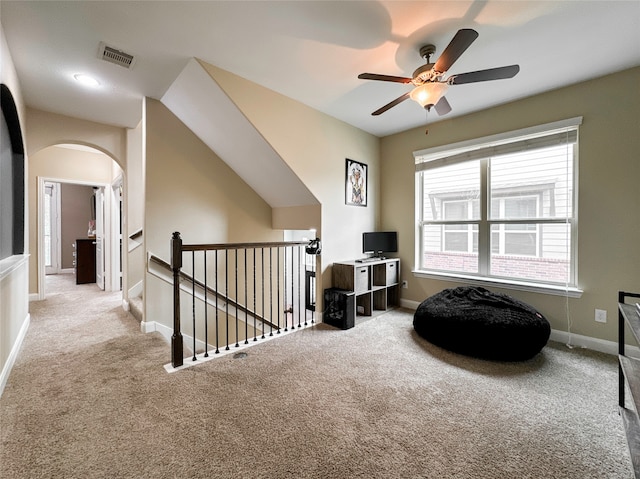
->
[{"left": 129, "top": 295, "right": 143, "bottom": 322}]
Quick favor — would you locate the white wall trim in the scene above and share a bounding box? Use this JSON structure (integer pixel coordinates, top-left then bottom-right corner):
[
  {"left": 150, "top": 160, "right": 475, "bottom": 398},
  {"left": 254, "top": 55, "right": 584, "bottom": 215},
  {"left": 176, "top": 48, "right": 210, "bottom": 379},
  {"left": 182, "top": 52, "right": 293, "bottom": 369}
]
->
[
  {"left": 163, "top": 320, "right": 316, "bottom": 373},
  {"left": 0, "top": 314, "right": 30, "bottom": 398},
  {"left": 400, "top": 298, "right": 421, "bottom": 310},
  {"left": 399, "top": 298, "right": 628, "bottom": 357},
  {"left": 141, "top": 320, "right": 158, "bottom": 335},
  {"left": 144, "top": 317, "right": 317, "bottom": 373},
  {"left": 0, "top": 254, "right": 29, "bottom": 282},
  {"left": 110, "top": 175, "right": 123, "bottom": 292},
  {"left": 128, "top": 280, "right": 143, "bottom": 299},
  {"left": 550, "top": 330, "right": 638, "bottom": 358},
  {"left": 128, "top": 238, "right": 142, "bottom": 253}
]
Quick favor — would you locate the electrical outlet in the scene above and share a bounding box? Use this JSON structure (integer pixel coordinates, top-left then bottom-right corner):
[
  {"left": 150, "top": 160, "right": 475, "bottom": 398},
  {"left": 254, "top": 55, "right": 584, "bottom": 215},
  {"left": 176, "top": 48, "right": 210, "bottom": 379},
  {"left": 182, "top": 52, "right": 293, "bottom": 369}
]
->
[
  {"left": 402, "top": 280, "right": 408, "bottom": 289},
  {"left": 595, "top": 309, "right": 607, "bottom": 323}
]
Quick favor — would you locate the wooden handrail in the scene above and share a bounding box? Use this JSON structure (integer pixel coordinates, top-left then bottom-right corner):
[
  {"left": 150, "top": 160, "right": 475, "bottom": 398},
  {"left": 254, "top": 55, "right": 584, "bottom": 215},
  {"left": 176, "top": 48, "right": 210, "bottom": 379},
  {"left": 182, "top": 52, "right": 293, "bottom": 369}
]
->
[
  {"left": 181, "top": 240, "right": 309, "bottom": 252},
  {"left": 150, "top": 254, "right": 278, "bottom": 330}
]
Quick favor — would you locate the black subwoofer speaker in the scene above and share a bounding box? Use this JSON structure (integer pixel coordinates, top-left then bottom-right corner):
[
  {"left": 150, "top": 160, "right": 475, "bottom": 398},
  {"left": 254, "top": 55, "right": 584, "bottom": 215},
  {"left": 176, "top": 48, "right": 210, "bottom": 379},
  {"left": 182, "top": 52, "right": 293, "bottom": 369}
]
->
[{"left": 323, "top": 288, "right": 355, "bottom": 330}]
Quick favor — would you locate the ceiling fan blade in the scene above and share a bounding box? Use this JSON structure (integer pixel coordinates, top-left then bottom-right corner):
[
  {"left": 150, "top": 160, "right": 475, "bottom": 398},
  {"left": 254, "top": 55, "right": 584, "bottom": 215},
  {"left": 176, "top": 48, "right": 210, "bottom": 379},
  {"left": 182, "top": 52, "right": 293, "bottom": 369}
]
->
[
  {"left": 372, "top": 92, "right": 411, "bottom": 116},
  {"left": 434, "top": 96, "right": 452, "bottom": 116},
  {"left": 358, "top": 73, "right": 413, "bottom": 84},
  {"left": 448, "top": 65, "right": 520, "bottom": 85},
  {"left": 433, "top": 28, "right": 479, "bottom": 73}
]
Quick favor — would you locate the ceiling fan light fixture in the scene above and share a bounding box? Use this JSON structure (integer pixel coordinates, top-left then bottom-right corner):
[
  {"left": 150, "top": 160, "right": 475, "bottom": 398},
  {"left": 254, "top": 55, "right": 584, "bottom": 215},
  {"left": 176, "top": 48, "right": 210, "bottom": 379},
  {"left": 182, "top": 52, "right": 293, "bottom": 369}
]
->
[{"left": 410, "top": 82, "right": 449, "bottom": 109}]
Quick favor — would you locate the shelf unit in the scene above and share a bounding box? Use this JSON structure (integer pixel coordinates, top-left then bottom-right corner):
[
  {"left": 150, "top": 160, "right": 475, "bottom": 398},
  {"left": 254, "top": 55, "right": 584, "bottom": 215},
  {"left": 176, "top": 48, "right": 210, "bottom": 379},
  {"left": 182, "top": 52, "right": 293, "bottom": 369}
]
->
[
  {"left": 619, "top": 291, "right": 640, "bottom": 478},
  {"left": 332, "top": 258, "right": 400, "bottom": 317}
]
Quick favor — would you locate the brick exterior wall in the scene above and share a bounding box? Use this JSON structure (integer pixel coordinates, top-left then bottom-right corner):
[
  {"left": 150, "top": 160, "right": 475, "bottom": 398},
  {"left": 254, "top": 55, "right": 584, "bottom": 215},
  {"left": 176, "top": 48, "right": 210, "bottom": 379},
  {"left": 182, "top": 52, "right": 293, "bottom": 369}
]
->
[{"left": 424, "top": 252, "right": 569, "bottom": 283}]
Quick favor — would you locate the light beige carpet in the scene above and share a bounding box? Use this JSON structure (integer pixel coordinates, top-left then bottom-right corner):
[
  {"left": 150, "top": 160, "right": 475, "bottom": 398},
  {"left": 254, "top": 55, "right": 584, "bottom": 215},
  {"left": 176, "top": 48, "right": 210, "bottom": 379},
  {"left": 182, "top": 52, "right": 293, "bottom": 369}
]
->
[{"left": 0, "top": 273, "right": 632, "bottom": 478}]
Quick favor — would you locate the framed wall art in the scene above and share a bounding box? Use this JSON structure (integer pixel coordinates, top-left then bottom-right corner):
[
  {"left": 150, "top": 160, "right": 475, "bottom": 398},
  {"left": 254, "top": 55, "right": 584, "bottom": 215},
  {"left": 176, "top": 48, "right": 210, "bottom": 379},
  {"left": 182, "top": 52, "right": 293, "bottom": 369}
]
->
[{"left": 345, "top": 159, "right": 367, "bottom": 207}]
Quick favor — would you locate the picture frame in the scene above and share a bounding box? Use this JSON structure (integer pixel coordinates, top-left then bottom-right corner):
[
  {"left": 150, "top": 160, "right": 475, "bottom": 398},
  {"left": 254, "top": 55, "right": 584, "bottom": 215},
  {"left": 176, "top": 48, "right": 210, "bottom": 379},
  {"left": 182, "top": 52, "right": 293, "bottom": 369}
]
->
[{"left": 345, "top": 159, "right": 367, "bottom": 207}]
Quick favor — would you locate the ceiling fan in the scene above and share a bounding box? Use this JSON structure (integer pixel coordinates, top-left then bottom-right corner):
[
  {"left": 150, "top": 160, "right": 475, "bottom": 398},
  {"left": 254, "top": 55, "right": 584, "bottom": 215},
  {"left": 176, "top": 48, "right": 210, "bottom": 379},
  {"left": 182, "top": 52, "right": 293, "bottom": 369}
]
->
[{"left": 358, "top": 28, "right": 520, "bottom": 116}]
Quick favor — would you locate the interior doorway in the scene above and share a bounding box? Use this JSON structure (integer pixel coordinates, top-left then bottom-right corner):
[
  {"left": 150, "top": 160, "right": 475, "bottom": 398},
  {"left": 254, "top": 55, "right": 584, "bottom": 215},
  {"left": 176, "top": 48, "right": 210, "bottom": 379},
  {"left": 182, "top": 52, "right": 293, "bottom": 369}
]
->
[
  {"left": 39, "top": 179, "right": 107, "bottom": 294},
  {"left": 35, "top": 144, "right": 124, "bottom": 300}
]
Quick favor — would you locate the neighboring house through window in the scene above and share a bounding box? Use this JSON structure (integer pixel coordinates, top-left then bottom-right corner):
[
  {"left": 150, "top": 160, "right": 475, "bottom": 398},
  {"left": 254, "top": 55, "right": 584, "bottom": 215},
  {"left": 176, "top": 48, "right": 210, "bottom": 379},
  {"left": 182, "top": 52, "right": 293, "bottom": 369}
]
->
[{"left": 414, "top": 117, "right": 581, "bottom": 294}]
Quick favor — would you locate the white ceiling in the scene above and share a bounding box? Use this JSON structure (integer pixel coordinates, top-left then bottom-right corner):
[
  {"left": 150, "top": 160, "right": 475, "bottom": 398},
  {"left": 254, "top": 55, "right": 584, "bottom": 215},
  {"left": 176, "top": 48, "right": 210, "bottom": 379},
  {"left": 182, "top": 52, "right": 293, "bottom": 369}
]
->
[{"left": 2, "top": 1, "right": 639, "bottom": 138}]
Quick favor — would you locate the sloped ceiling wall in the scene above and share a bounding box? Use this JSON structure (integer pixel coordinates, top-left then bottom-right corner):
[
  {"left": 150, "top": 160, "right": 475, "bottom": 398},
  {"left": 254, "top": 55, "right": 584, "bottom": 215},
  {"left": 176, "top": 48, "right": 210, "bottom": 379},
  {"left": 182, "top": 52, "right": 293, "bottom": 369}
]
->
[{"left": 160, "top": 58, "right": 318, "bottom": 209}]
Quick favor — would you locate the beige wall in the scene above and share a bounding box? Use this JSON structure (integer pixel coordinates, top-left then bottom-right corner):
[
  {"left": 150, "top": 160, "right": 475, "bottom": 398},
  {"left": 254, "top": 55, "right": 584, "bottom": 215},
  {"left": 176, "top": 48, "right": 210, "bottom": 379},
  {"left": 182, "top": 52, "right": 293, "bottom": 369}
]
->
[
  {"left": 28, "top": 145, "right": 117, "bottom": 294},
  {"left": 125, "top": 119, "right": 144, "bottom": 300},
  {"left": 272, "top": 205, "right": 321, "bottom": 231},
  {"left": 200, "top": 62, "right": 380, "bottom": 297},
  {"left": 126, "top": 121, "right": 144, "bottom": 234},
  {"left": 25, "top": 109, "right": 126, "bottom": 165},
  {"left": 380, "top": 67, "right": 640, "bottom": 343},
  {"left": 0, "top": 29, "right": 25, "bottom": 126},
  {"left": 60, "top": 183, "right": 95, "bottom": 269},
  {"left": 144, "top": 98, "right": 284, "bottom": 329}
]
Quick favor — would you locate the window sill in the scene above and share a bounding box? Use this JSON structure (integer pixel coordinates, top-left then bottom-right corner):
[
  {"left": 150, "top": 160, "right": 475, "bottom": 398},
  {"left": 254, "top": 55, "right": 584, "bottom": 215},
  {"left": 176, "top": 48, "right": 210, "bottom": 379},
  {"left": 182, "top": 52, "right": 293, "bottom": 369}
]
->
[{"left": 412, "top": 269, "right": 583, "bottom": 298}]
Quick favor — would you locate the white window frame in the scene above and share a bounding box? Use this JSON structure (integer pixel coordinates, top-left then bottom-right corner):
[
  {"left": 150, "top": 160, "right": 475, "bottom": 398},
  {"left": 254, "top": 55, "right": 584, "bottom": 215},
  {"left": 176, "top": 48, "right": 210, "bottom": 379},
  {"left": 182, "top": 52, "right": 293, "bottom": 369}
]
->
[
  {"left": 491, "top": 194, "right": 540, "bottom": 257},
  {"left": 413, "top": 117, "right": 582, "bottom": 297},
  {"left": 442, "top": 199, "right": 478, "bottom": 254},
  {"left": 44, "top": 181, "right": 61, "bottom": 274}
]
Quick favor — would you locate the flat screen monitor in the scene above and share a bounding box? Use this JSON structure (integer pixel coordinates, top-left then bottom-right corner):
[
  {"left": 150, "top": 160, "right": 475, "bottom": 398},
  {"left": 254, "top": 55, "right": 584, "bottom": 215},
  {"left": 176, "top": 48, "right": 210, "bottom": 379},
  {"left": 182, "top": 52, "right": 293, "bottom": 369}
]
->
[{"left": 362, "top": 231, "right": 398, "bottom": 257}]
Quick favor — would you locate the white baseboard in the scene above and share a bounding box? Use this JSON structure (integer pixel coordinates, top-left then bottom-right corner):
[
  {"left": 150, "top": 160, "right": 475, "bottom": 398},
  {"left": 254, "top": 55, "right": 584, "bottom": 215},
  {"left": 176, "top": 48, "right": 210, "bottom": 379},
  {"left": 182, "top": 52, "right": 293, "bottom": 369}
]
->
[
  {"left": 128, "top": 280, "right": 143, "bottom": 299},
  {"left": 550, "top": 330, "right": 639, "bottom": 358},
  {"left": 400, "top": 298, "right": 421, "bottom": 310},
  {"left": 122, "top": 299, "right": 130, "bottom": 312},
  {"left": 141, "top": 320, "right": 160, "bottom": 335},
  {"left": 163, "top": 321, "right": 316, "bottom": 373},
  {"left": 143, "top": 318, "right": 317, "bottom": 373},
  {"left": 400, "top": 297, "right": 631, "bottom": 358},
  {"left": 29, "top": 293, "right": 43, "bottom": 302},
  {"left": 0, "top": 314, "right": 30, "bottom": 398}
]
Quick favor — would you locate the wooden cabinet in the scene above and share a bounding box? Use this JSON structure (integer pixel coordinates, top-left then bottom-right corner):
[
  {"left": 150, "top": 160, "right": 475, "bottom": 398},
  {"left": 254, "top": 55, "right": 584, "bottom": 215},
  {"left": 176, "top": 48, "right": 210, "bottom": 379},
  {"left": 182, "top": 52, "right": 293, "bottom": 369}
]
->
[
  {"left": 75, "top": 239, "right": 96, "bottom": 284},
  {"left": 332, "top": 258, "right": 400, "bottom": 317},
  {"left": 618, "top": 291, "right": 640, "bottom": 477}
]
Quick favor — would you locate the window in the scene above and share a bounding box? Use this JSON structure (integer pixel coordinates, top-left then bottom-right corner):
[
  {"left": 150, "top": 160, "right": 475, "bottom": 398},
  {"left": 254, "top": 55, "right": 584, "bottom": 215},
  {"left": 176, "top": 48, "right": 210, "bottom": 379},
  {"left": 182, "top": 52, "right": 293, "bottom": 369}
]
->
[{"left": 415, "top": 118, "right": 581, "bottom": 290}]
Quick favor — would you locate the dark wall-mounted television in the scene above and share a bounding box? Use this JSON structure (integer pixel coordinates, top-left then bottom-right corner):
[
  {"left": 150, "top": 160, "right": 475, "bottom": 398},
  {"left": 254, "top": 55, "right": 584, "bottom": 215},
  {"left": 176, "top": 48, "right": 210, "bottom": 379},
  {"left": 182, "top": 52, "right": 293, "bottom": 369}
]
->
[{"left": 362, "top": 231, "right": 398, "bottom": 258}]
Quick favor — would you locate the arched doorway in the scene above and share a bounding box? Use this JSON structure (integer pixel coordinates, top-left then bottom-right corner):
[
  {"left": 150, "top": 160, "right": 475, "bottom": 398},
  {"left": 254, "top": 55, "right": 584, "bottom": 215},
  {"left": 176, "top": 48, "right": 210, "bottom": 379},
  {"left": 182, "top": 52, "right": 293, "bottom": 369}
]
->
[{"left": 30, "top": 143, "right": 124, "bottom": 299}]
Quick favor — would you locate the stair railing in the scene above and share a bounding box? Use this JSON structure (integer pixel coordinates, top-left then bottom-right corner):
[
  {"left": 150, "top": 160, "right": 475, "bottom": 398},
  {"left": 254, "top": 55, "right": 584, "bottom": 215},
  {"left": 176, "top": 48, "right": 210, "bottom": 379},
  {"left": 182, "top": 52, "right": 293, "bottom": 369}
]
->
[{"left": 171, "top": 232, "right": 319, "bottom": 368}]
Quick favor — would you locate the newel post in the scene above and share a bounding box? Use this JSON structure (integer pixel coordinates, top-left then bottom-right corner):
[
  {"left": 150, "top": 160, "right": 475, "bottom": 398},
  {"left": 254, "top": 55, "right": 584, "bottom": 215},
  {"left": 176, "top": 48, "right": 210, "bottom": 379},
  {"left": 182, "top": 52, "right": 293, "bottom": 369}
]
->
[{"left": 171, "top": 231, "right": 184, "bottom": 368}]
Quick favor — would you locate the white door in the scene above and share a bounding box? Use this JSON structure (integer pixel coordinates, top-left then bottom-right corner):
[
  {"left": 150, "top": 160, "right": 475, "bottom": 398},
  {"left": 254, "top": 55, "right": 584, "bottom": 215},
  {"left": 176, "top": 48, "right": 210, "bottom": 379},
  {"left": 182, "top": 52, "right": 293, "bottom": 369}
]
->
[
  {"left": 44, "top": 182, "right": 60, "bottom": 275},
  {"left": 95, "top": 188, "right": 105, "bottom": 290},
  {"left": 112, "top": 180, "right": 123, "bottom": 291}
]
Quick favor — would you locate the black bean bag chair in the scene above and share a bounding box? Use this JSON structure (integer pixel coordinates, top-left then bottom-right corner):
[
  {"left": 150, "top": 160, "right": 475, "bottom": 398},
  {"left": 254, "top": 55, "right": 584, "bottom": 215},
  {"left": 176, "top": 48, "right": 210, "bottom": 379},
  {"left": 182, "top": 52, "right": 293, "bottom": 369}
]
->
[{"left": 413, "top": 286, "right": 550, "bottom": 361}]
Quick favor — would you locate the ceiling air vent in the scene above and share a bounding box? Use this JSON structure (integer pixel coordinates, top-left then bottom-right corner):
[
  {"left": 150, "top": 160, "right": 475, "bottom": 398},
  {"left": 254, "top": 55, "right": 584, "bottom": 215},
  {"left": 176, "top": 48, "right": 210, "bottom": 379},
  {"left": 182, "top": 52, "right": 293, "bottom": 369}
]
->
[{"left": 98, "top": 42, "right": 136, "bottom": 69}]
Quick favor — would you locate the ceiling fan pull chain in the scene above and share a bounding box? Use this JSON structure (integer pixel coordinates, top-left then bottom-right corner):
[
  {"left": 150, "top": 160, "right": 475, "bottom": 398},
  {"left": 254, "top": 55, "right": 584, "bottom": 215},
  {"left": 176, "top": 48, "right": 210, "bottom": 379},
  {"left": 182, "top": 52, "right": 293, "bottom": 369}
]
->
[{"left": 424, "top": 109, "right": 430, "bottom": 135}]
